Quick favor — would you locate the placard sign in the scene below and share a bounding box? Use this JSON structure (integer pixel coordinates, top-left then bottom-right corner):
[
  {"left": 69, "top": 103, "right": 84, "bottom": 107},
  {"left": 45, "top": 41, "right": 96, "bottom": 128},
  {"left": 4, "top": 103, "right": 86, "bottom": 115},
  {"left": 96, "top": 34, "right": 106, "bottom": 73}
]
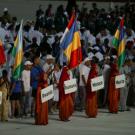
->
[
  {"left": 115, "top": 74, "right": 126, "bottom": 89},
  {"left": 41, "top": 85, "right": 54, "bottom": 103},
  {"left": 64, "top": 79, "right": 77, "bottom": 94},
  {"left": 91, "top": 76, "right": 104, "bottom": 92}
]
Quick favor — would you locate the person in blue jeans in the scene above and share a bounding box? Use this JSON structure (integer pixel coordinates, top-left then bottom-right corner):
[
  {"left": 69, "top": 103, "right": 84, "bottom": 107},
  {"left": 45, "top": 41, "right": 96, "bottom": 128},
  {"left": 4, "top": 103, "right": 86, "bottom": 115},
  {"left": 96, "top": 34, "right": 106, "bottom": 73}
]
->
[{"left": 31, "top": 56, "right": 43, "bottom": 117}]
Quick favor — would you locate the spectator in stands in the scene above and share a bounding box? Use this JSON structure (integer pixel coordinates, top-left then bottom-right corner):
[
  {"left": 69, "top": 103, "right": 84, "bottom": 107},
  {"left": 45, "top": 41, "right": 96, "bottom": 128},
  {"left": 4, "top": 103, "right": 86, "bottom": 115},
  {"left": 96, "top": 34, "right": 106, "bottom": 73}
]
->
[{"left": 2, "top": 8, "right": 11, "bottom": 23}]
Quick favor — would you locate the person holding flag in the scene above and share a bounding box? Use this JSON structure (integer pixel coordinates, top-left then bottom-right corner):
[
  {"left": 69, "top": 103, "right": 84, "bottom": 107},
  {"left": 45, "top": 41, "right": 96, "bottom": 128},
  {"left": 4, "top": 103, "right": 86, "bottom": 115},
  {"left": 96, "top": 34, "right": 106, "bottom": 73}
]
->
[
  {"left": 107, "top": 17, "right": 126, "bottom": 113},
  {"left": 58, "top": 64, "right": 74, "bottom": 121},
  {"left": 59, "top": 11, "right": 82, "bottom": 121},
  {"left": 10, "top": 21, "right": 24, "bottom": 118}
]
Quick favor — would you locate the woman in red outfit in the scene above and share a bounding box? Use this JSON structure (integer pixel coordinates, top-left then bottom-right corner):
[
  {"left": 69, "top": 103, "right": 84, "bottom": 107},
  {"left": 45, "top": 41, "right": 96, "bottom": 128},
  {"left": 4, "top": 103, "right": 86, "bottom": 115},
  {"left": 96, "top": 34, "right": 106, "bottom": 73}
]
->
[
  {"left": 86, "top": 62, "right": 98, "bottom": 118},
  {"left": 59, "top": 66, "right": 74, "bottom": 121},
  {"left": 108, "top": 56, "right": 120, "bottom": 113},
  {"left": 35, "top": 73, "right": 48, "bottom": 125}
]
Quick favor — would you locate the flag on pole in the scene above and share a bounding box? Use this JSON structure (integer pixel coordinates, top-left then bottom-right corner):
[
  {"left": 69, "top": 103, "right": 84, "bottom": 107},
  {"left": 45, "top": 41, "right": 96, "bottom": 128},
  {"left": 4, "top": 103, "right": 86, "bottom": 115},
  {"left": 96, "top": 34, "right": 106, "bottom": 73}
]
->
[
  {"left": 12, "top": 20, "right": 23, "bottom": 80},
  {"left": 117, "top": 18, "right": 126, "bottom": 68},
  {"left": 112, "top": 28, "right": 120, "bottom": 50},
  {"left": 0, "top": 40, "right": 6, "bottom": 65},
  {"left": 60, "top": 13, "right": 82, "bottom": 69},
  {"left": 112, "top": 18, "right": 126, "bottom": 69}
]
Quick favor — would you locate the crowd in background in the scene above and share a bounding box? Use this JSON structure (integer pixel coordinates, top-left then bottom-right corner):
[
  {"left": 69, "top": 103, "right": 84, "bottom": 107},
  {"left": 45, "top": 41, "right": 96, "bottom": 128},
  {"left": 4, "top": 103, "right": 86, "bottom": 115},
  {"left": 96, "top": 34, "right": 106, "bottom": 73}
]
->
[{"left": 0, "top": 2, "right": 135, "bottom": 122}]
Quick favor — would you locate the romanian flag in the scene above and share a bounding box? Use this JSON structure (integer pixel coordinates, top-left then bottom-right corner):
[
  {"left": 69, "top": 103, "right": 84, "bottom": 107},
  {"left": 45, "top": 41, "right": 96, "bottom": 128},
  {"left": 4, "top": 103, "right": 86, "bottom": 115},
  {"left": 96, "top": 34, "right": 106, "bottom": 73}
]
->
[
  {"left": 60, "top": 14, "right": 82, "bottom": 69},
  {"left": 12, "top": 21, "right": 23, "bottom": 80},
  {"left": 112, "top": 18, "right": 126, "bottom": 69},
  {"left": 0, "top": 40, "right": 6, "bottom": 65}
]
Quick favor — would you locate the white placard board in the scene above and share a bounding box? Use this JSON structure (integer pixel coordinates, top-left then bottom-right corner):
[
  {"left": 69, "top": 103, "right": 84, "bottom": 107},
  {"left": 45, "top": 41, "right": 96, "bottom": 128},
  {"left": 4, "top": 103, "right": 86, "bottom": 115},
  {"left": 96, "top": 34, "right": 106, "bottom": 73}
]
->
[
  {"left": 41, "top": 85, "right": 54, "bottom": 103},
  {"left": 0, "top": 91, "right": 2, "bottom": 105},
  {"left": 91, "top": 75, "right": 104, "bottom": 92},
  {"left": 115, "top": 74, "right": 126, "bottom": 89},
  {"left": 64, "top": 79, "right": 77, "bottom": 94}
]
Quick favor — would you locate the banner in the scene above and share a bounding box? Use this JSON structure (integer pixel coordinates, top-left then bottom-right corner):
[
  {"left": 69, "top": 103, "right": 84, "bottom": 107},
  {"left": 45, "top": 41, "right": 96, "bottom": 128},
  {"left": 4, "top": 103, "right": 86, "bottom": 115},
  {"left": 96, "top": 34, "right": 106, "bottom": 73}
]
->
[
  {"left": 91, "top": 76, "right": 104, "bottom": 92},
  {"left": 0, "top": 91, "right": 2, "bottom": 105},
  {"left": 115, "top": 74, "right": 126, "bottom": 89},
  {"left": 41, "top": 85, "right": 54, "bottom": 103},
  {"left": 64, "top": 79, "right": 77, "bottom": 94}
]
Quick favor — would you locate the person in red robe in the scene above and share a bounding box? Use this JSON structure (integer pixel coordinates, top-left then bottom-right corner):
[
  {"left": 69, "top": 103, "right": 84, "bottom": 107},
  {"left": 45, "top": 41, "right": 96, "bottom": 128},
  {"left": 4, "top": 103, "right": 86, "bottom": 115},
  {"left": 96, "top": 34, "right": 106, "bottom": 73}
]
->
[
  {"left": 0, "top": 40, "right": 6, "bottom": 66},
  {"left": 35, "top": 73, "right": 48, "bottom": 125},
  {"left": 59, "top": 66, "right": 74, "bottom": 121},
  {"left": 86, "top": 61, "right": 98, "bottom": 118},
  {"left": 108, "top": 56, "right": 120, "bottom": 113}
]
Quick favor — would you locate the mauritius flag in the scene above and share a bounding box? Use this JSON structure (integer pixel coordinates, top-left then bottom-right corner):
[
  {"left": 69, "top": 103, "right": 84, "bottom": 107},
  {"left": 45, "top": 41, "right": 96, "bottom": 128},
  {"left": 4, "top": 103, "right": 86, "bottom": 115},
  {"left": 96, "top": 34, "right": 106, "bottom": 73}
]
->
[
  {"left": 0, "top": 40, "right": 6, "bottom": 65},
  {"left": 11, "top": 20, "right": 23, "bottom": 80},
  {"left": 60, "top": 13, "right": 82, "bottom": 69},
  {"left": 112, "top": 18, "right": 126, "bottom": 69}
]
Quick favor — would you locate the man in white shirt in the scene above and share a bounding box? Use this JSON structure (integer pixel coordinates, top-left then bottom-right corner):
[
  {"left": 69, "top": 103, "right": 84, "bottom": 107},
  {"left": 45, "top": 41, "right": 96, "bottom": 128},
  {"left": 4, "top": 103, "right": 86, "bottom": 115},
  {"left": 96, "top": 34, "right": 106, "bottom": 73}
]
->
[
  {"left": 78, "top": 58, "right": 91, "bottom": 111},
  {"left": 96, "top": 28, "right": 111, "bottom": 44},
  {"left": 22, "top": 61, "right": 33, "bottom": 116},
  {"left": 29, "top": 27, "right": 43, "bottom": 46}
]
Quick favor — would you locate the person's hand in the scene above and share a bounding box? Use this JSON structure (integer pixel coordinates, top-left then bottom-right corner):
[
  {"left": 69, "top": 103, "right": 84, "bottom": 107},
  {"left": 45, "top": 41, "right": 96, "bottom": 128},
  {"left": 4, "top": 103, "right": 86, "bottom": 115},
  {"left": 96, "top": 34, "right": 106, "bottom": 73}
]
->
[{"left": 43, "top": 73, "right": 48, "bottom": 81}]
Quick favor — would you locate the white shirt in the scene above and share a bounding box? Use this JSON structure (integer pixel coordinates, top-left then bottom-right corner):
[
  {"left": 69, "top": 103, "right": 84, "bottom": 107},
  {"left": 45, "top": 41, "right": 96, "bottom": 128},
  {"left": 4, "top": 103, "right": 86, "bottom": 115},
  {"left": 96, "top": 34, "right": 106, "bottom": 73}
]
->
[
  {"left": 95, "top": 52, "right": 104, "bottom": 62},
  {"left": 79, "top": 64, "right": 90, "bottom": 86},
  {"left": 88, "top": 34, "right": 96, "bottom": 46},
  {"left": 0, "top": 27, "right": 7, "bottom": 44},
  {"left": 53, "top": 70, "right": 61, "bottom": 83},
  {"left": 22, "top": 70, "right": 31, "bottom": 92},
  {"left": 47, "top": 35, "right": 55, "bottom": 47},
  {"left": 43, "top": 63, "right": 50, "bottom": 72},
  {"left": 29, "top": 29, "right": 43, "bottom": 45},
  {"left": 96, "top": 30, "right": 111, "bottom": 44},
  {"left": 7, "top": 30, "right": 15, "bottom": 44}
]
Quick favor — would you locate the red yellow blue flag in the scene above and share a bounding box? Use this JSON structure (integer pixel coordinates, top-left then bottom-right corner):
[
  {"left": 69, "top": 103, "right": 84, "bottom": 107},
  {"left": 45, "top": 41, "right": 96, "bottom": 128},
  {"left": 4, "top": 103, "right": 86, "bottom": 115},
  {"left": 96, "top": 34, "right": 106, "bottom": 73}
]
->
[{"left": 60, "top": 14, "right": 82, "bottom": 69}]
